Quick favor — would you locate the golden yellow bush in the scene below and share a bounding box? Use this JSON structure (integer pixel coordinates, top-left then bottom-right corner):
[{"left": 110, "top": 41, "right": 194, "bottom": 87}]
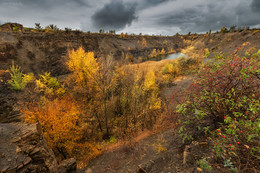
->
[
  {"left": 150, "top": 49, "right": 158, "bottom": 58},
  {"left": 160, "top": 48, "right": 165, "bottom": 55},
  {"left": 67, "top": 47, "right": 99, "bottom": 88},
  {"left": 120, "top": 33, "right": 125, "bottom": 38},
  {"left": 143, "top": 70, "right": 156, "bottom": 91},
  {"left": 142, "top": 37, "right": 147, "bottom": 48}
]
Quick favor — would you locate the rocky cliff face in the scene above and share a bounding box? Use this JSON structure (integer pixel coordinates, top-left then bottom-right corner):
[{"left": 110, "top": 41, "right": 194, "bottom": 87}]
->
[
  {"left": 0, "top": 123, "right": 58, "bottom": 172},
  {"left": 0, "top": 31, "right": 183, "bottom": 77},
  {"left": 0, "top": 71, "right": 58, "bottom": 172},
  {"left": 0, "top": 68, "right": 79, "bottom": 173}
]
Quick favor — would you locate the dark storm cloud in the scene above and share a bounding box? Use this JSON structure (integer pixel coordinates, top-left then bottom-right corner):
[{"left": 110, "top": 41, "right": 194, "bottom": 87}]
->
[
  {"left": 251, "top": 0, "right": 260, "bottom": 13},
  {"left": 91, "top": 1, "right": 137, "bottom": 31},
  {"left": 152, "top": 0, "right": 260, "bottom": 34},
  {"left": 1, "top": 0, "right": 260, "bottom": 35}
]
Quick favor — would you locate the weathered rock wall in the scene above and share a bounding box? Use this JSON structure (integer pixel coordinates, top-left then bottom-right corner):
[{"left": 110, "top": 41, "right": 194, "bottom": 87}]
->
[
  {"left": 0, "top": 123, "right": 58, "bottom": 172},
  {"left": 0, "top": 32, "right": 184, "bottom": 76}
]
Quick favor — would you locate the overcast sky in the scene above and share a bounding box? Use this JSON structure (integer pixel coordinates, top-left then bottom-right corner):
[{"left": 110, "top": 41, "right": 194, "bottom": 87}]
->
[{"left": 0, "top": 0, "right": 260, "bottom": 35}]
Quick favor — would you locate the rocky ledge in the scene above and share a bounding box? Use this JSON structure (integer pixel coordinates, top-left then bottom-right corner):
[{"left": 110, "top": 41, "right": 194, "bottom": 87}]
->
[{"left": 0, "top": 123, "right": 58, "bottom": 172}]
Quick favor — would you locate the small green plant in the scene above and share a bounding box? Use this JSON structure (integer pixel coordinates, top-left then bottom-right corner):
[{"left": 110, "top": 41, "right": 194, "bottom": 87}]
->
[
  {"left": 35, "top": 23, "right": 42, "bottom": 31},
  {"left": 12, "top": 25, "right": 19, "bottom": 32},
  {"left": 108, "top": 136, "right": 117, "bottom": 144},
  {"left": 196, "top": 158, "right": 213, "bottom": 172},
  {"left": 45, "top": 24, "right": 59, "bottom": 31},
  {"left": 8, "top": 62, "right": 30, "bottom": 90},
  {"left": 204, "top": 48, "right": 210, "bottom": 58},
  {"left": 205, "top": 52, "right": 210, "bottom": 58},
  {"left": 224, "top": 159, "right": 238, "bottom": 172}
]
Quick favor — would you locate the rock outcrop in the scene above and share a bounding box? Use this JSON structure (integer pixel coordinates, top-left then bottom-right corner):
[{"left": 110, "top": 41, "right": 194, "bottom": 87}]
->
[
  {"left": 58, "top": 158, "right": 77, "bottom": 173},
  {"left": 0, "top": 23, "right": 24, "bottom": 32},
  {"left": 0, "top": 56, "right": 80, "bottom": 173},
  {"left": 0, "top": 123, "right": 58, "bottom": 172}
]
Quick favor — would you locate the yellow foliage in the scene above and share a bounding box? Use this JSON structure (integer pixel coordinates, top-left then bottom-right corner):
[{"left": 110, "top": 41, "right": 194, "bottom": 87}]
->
[
  {"left": 185, "top": 39, "right": 192, "bottom": 45},
  {"left": 181, "top": 46, "right": 194, "bottom": 55},
  {"left": 142, "top": 37, "right": 147, "bottom": 48},
  {"left": 253, "top": 29, "right": 260, "bottom": 34},
  {"left": 162, "top": 63, "right": 176, "bottom": 75},
  {"left": 149, "top": 93, "right": 161, "bottom": 110},
  {"left": 242, "top": 42, "right": 250, "bottom": 46},
  {"left": 161, "top": 63, "right": 177, "bottom": 86},
  {"left": 168, "top": 48, "right": 175, "bottom": 54},
  {"left": 67, "top": 47, "right": 99, "bottom": 87},
  {"left": 160, "top": 48, "right": 165, "bottom": 55},
  {"left": 24, "top": 98, "right": 82, "bottom": 145},
  {"left": 154, "top": 143, "right": 167, "bottom": 154},
  {"left": 120, "top": 33, "right": 125, "bottom": 38},
  {"left": 143, "top": 70, "right": 156, "bottom": 91},
  {"left": 204, "top": 48, "right": 210, "bottom": 58},
  {"left": 153, "top": 135, "right": 167, "bottom": 154},
  {"left": 220, "top": 27, "right": 228, "bottom": 33},
  {"left": 23, "top": 97, "right": 100, "bottom": 159},
  {"left": 150, "top": 49, "right": 158, "bottom": 58},
  {"left": 35, "top": 72, "right": 65, "bottom": 96},
  {"left": 162, "top": 74, "right": 171, "bottom": 83},
  {"left": 23, "top": 73, "right": 35, "bottom": 83}
]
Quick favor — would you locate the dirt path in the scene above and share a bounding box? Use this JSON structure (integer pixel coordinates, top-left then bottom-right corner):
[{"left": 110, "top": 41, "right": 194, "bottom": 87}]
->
[
  {"left": 85, "top": 128, "right": 188, "bottom": 173},
  {"left": 163, "top": 76, "right": 194, "bottom": 100}
]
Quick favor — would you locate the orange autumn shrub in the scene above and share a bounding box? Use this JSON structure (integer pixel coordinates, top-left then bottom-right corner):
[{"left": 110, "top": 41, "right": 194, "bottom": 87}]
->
[{"left": 23, "top": 97, "right": 101, "bottom": 160}]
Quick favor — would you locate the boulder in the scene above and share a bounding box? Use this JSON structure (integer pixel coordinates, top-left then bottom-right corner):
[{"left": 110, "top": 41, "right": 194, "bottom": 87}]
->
[{"left": 58, "top": 158, "right": 77, "bottom": 173}]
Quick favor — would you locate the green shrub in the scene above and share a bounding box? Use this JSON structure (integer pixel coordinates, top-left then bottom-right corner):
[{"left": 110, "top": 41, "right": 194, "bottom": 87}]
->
[
  {"left": 8, "top": 63, "right": 30, "bottom": 90},
  {"left": 108, "top": 136, "right": 117, "bottom": 144},
  {"left": 196, "top": 158, "right": 213, "bottom": 172},
  {"left": 177, "top": 48, "right": 260, "bottom": 169},
  {"left": 12, "top": 25, "right": 19, "bottom": 32},
  {"left": 45, "top": 24, "right": 59, "bottom": 31}
]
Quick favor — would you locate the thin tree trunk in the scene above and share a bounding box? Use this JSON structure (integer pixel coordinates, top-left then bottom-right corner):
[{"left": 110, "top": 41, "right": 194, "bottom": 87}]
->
[{"left": 103, "top": 87, "right": 109, "bottom": 137}]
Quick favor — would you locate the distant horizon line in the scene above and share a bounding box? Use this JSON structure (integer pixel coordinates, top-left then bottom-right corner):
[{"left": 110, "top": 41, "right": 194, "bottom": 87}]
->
[{"left": 1, "top": 22, "right": 259, "bottom": 36}]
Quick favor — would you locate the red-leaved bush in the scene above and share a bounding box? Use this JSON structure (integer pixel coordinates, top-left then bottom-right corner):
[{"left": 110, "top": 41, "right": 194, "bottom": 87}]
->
[{"left": 177, "top": 48, "right": 259, "bottom": 171}]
